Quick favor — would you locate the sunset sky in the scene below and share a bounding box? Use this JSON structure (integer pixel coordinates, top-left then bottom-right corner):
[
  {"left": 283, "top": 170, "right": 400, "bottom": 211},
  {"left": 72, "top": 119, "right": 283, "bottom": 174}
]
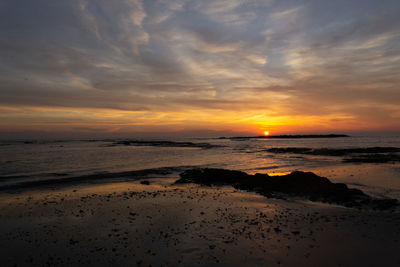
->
[{"left": 1, "top": 0, "right": 399, "bottom": 138}]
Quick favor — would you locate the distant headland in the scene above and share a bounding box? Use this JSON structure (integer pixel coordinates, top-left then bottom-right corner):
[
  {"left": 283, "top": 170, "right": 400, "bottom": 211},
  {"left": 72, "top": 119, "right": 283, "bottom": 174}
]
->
[{"left": 221, "top": 134, "right": 349, "bottom": 139}]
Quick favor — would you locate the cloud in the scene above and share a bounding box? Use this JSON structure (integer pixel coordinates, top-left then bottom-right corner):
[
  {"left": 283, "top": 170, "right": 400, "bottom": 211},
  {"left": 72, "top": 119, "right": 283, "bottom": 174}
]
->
[{"left": 0, "top": 0, "right": 399, "bottom": 135}]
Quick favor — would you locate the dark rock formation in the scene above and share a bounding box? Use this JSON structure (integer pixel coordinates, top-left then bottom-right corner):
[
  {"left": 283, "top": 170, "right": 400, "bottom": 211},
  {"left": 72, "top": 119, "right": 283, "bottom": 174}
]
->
[
  {"left": 265, "top": 147, "right": 400, "bottom": 163},
  {"left": 175, "top": 168, "right": 398, "bottom": 210},
  {"left": 112, "top": 140, "right": 221, "bottom": 149},
  {"left": 265, "top": 147, "right": 400, "bottom": 156},
  {"left": 343, "top": 153, "right": 400, "bottom": 163}
]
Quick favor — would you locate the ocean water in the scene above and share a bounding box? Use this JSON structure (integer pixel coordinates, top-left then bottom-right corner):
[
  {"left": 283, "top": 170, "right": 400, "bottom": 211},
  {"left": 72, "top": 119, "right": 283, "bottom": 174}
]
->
[{"left": 1, "top": 135, "right": 400, "bottom": 199}]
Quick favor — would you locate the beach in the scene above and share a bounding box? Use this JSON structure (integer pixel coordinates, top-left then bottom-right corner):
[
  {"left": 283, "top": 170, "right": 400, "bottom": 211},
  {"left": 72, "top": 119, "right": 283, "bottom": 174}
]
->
[
  {"left": 1, "top": 176, "right": 399, "bottom": 266},
  {"left": 1, "top": 136, "right": 400, "bottom": 266}
]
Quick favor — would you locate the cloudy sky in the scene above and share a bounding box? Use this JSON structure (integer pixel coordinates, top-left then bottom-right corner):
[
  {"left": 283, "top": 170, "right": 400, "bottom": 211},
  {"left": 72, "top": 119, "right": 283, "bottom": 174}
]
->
[{"left": 1, "top": 0, "right": 399, "bottom": 138}]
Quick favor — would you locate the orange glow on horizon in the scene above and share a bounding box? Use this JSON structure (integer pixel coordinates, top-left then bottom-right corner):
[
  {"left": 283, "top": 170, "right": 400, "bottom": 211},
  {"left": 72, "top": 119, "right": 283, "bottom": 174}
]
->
[{"left": 1, "top": 104, "right": 399, "bottom": 137}]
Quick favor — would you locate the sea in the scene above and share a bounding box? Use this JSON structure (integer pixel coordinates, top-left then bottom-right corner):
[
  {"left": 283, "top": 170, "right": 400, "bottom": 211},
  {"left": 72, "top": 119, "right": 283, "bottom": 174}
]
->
[{"left": 1, "top": 135, "right": 400, "bottom": 199}]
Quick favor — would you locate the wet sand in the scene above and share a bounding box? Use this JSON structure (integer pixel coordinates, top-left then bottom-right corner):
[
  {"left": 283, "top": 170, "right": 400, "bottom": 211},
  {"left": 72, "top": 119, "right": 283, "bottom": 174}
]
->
[{"left": 0, "top": 179, "right": 399, "bottom": 266}]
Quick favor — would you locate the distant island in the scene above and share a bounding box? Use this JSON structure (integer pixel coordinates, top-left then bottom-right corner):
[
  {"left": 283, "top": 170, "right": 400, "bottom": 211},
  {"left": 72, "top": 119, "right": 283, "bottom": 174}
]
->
[{"left": 222, "top": 134, "right": 349, "bottom": 139}]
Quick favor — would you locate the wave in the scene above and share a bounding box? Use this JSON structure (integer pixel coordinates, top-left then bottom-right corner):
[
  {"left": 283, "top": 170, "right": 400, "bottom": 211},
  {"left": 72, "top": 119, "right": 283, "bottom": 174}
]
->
[{"left": 0, "top": 165, "right": 202, "bottom": 192}]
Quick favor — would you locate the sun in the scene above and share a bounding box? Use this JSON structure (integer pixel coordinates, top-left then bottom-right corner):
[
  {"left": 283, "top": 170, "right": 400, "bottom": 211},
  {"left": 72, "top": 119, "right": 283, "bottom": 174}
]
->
[{"left": 264, "top": 131, "right": 270, "bottom": 136}]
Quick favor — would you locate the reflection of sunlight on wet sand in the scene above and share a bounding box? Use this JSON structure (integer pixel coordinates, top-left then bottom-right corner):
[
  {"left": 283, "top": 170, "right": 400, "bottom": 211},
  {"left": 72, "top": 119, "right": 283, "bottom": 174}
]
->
[
  {"left": 227, "top": 190, "right": 279, "bottom": 212},
  {"left": 310, "top": 164, "right": 400, "bottom": 199},
  {"left": 268, "top": 172, "right": 291, "bottom": 176},
  {"left": 0, "top": 180, "right": 174, "bottom": 206}
]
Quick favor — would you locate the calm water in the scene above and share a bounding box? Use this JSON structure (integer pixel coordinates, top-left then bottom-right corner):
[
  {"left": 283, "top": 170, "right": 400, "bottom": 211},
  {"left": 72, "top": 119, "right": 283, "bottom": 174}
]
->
[{"left": 1, "top": 135, "right": 400, "bottom": 198}]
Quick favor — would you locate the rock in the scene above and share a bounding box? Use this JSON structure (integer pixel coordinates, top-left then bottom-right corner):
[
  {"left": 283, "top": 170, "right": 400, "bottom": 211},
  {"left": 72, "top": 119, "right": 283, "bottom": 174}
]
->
[
  {"left": 343, "top": 153, "right": 400, "bottom": 163},
  {"left": 112, "top": 140, "right": 221, "bottom": 149},
  {"left": 264, "top": 147, "right": 400, "bottom": 163},
  {"left": 175, "top": 168, "right": 398, "bottom": 210}
]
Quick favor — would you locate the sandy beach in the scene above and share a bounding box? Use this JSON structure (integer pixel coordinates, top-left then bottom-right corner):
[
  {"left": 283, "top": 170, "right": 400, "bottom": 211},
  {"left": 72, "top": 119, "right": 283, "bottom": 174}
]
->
[{"left": 1, "top": 177, "right": 399, "bottom": 267}]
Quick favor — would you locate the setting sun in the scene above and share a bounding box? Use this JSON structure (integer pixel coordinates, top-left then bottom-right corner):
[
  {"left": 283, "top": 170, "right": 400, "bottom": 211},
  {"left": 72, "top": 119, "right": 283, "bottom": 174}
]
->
[{"left": 264, "top": 131, "right": 270, "bottom": 136}]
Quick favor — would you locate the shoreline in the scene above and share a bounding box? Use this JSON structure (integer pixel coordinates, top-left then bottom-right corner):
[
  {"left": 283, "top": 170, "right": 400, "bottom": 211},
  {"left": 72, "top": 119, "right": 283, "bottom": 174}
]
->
[{"left": 1, "top": 167, "right": 398, "bottom": 209}]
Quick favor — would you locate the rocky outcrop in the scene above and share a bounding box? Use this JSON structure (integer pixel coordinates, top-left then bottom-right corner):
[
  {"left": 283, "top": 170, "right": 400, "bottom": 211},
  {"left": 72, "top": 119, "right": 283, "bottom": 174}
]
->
[
  {"left": 175, "top": 168, "right": 398, "bottom": 210},
  {"left": 265, "top": 147, "right": 400, "bottom": 163},
  {"left": 112, "top": 140, "right": 221, "bottom": 149}
]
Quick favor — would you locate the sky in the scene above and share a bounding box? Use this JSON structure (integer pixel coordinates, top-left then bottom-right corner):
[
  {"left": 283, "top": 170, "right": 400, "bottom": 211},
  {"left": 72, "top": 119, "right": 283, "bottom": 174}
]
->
[{"left": 0, "top": 0, "right": 399, "bottom": 138}]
